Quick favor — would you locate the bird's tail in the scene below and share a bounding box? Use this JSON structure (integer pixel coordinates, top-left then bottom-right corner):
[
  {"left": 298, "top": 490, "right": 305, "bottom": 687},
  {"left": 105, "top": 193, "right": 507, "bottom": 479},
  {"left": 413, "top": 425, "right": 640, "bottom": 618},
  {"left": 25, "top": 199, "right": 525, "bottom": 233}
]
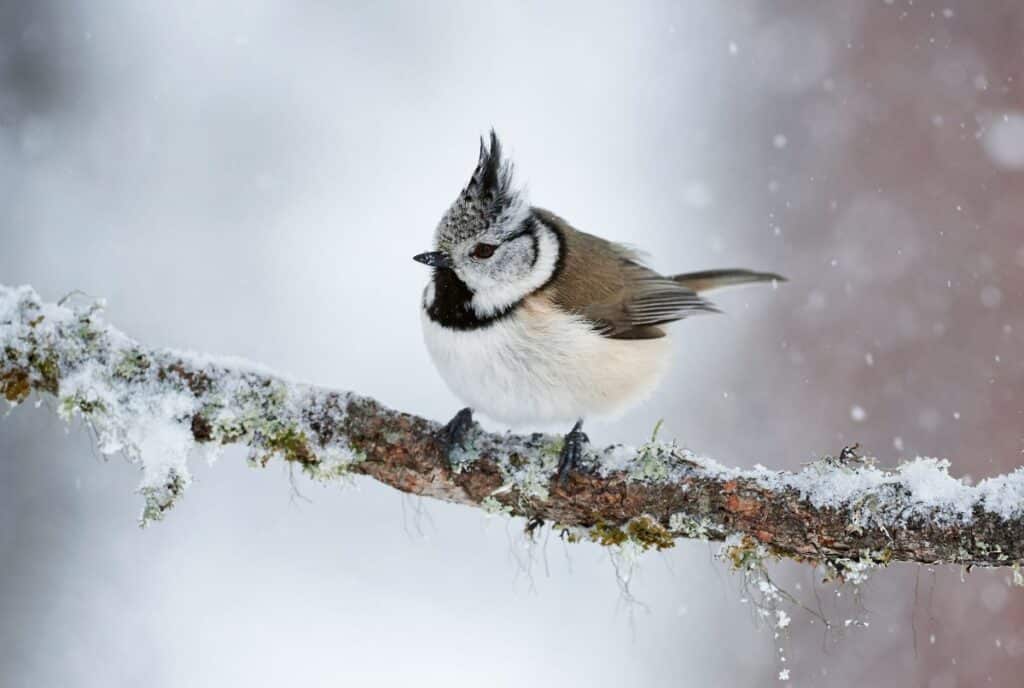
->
[{"left": 671, "top": 269, "right": 786, "bottom": 293}]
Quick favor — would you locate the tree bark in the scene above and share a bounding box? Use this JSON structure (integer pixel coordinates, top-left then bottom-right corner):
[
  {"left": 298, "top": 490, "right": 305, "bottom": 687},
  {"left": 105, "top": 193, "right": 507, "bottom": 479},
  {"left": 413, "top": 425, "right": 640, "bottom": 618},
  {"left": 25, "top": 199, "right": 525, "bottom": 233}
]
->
[{"left": 2, "top": 284, "right": 1022, "bottom": 576}]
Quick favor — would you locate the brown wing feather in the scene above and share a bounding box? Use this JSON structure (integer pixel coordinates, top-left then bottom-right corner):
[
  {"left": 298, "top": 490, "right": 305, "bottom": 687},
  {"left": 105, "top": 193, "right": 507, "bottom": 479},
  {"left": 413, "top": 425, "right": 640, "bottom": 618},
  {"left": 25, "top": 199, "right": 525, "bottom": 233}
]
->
[{"left": 533, "top": 209, "right": 717, "bottom": 339}]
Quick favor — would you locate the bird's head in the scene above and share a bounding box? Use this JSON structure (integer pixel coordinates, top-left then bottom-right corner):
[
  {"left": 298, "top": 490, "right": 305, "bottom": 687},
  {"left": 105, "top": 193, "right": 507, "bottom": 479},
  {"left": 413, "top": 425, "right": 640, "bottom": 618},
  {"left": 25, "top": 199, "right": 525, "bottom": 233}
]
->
[{"left": 414, "top": 131, "right": 561, "bottom": 318}]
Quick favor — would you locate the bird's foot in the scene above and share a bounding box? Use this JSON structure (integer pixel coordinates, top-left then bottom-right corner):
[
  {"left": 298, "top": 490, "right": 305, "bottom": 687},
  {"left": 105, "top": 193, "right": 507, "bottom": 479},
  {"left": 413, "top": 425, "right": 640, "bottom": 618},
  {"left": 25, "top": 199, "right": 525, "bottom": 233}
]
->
[
  {"left": 556, "top": 419, "right": 589, "bottom": 485},
  {"left": 439, "top": 407, "right": 474, "bottom": 467}
]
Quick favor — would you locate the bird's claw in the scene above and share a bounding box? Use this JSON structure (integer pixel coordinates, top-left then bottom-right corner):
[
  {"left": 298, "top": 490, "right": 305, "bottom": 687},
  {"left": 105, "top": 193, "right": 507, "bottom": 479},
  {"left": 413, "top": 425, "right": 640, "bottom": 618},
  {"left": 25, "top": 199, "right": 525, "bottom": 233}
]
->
[
  {"left": 557, "top": 420, "right": 589, "bottom": 485},
  {"left": 439, "top": 407, "right": 474, "bottom": 465}
]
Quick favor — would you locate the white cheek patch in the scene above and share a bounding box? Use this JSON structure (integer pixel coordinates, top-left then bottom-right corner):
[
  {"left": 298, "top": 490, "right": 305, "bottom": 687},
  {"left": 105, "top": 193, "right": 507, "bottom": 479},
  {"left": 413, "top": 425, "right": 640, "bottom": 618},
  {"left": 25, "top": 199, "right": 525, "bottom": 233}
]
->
[
  {"left": 470, "top": 225, "right": 560, "bottom": 317},
  {"left": 422, "top": 280, "right": 436, "bottom": 308}
]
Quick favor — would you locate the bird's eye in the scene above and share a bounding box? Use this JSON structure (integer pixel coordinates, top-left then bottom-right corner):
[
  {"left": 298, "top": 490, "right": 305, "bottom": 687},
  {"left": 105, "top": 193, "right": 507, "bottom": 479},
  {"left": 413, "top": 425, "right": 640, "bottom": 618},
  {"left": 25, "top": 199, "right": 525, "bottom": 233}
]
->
[{"left": 471, "top": 243, "right": 497, "bottom": 259}]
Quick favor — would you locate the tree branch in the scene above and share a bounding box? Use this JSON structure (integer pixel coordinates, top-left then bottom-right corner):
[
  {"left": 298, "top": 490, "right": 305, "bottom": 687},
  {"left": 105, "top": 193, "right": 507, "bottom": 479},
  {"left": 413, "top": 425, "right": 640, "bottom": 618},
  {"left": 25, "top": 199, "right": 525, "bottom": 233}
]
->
[{"left": 2, "top": 284, "right": 1023, "bottom": 577}]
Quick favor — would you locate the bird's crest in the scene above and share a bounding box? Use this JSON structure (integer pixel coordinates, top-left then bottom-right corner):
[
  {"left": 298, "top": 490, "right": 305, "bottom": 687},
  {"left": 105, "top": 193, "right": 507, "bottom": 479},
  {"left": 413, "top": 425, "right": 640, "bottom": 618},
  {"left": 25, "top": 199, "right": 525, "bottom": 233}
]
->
[{"left": 435, "top": 131, "right": 527, "bottom": 250}]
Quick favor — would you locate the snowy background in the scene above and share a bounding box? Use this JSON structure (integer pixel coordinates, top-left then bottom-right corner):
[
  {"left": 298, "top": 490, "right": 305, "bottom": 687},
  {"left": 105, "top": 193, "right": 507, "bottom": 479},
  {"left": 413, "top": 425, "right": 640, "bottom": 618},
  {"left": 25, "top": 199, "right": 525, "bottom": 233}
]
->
[{"left": 2, "top": 1, "right": 1023, "bottom": 686}]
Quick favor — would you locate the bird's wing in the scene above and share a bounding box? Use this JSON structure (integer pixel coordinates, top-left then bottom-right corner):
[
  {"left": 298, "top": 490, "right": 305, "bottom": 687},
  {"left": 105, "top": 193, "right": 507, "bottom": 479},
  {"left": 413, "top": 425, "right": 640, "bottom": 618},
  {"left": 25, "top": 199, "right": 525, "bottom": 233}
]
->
[{"left": 534, "top": 209, "right": 718, "bottom": 340}]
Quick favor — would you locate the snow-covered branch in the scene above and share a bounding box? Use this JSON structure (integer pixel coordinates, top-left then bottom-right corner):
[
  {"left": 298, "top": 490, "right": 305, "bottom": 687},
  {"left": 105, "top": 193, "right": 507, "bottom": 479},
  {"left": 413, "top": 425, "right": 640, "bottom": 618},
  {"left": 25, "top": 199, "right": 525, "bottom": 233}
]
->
[{"left": 3, "top": 284, "right": 1023, "bottom": 576}]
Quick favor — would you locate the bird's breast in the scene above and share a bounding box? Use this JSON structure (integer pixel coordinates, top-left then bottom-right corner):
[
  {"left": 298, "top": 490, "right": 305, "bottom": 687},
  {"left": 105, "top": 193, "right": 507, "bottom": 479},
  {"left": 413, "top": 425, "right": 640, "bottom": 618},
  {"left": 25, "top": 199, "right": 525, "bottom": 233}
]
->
[{"left": 420, "top": 293, "right": 673, "bottom": 427}]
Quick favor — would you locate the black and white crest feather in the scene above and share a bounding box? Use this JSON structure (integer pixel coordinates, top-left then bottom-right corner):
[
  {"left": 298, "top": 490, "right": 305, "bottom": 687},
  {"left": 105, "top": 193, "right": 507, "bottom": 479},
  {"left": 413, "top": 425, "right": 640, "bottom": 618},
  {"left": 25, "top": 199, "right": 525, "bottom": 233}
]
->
[{"left": 435, "top": 130, "right": 527, "bottom": 250}]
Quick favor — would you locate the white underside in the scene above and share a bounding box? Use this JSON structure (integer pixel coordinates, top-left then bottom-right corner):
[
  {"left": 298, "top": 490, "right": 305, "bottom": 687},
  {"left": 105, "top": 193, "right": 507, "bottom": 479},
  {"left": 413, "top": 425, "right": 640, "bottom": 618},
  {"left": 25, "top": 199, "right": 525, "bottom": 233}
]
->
[{"left": 421, "top": 296, "right": 672, "bottom": 427}]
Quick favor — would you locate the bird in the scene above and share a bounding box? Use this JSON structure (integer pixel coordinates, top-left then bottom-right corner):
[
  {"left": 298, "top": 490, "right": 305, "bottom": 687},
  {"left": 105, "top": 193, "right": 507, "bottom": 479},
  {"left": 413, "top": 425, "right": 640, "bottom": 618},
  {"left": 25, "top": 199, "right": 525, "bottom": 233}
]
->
[{"left": 414, "top": 131, "right": 784, "bottom": 482}]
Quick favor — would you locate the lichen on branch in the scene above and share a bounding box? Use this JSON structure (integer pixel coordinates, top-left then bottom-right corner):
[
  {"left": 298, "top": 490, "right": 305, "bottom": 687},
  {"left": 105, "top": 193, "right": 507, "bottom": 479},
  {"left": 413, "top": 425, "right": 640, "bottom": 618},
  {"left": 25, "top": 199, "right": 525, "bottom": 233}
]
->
[{"left": 2, "top": 284, "right": 1023, "bottom": 576}]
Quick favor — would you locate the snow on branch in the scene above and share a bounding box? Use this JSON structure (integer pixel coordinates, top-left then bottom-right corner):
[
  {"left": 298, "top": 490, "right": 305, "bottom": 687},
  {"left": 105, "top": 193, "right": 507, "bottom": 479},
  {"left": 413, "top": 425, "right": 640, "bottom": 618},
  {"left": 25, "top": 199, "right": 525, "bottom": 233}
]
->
[{"left": 2, "top": 284, "right": 1024, "bottom": 578}]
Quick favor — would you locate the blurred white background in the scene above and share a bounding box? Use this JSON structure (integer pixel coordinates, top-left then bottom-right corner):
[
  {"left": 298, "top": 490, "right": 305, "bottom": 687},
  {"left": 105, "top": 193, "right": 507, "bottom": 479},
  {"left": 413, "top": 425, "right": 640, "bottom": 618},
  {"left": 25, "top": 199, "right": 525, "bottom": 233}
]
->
[{"left": 2, "top": 1, "right": 1023, "bottom": 686}]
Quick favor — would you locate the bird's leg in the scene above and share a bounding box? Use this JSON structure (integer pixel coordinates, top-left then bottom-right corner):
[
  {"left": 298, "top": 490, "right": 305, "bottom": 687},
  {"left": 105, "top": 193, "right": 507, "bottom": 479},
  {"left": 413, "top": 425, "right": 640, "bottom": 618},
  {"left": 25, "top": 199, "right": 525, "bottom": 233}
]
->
[
  {"left": 557, "top": 418, "right": 589, "bottom": 485},
  {"left": 439, "top": 407, "right": 475, "bottom": 462}
]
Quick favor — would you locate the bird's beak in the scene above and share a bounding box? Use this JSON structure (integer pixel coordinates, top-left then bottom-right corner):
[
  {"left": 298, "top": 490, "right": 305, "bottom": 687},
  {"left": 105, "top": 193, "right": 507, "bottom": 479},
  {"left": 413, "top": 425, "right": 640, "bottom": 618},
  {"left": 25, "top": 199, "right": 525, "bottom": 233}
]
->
[{"left": 413, "top": 251, "right": 452, "bottom": 269}]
